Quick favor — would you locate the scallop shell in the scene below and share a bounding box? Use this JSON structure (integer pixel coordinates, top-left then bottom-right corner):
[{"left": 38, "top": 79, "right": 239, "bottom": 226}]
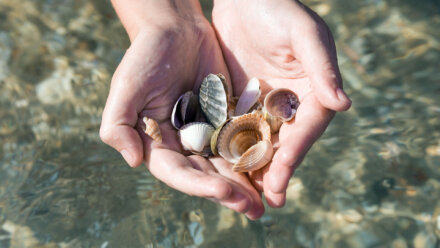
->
[
  {"left": 171, "top": 91, "right": 203, "bottom": 129},
  {"left": 263, "top": 88, "right": 299, "bottom": 133},
  {"left": 234, "top": 77, "right": 261, "bottom": 116},
  {"left": 199, "top": 74, "right": 228, "bottom": 128},
  {"left": 179, "top": 122, "right": 215, "bottom": 154},
  {"left": 233, "top": 140, "right": 273, "bottom": 172},
  {"left": 143, "top": 117, "right": 162, "bottom": 143},
  {"left": 216, "top": 113, "right": 272, "bottom": 169}
]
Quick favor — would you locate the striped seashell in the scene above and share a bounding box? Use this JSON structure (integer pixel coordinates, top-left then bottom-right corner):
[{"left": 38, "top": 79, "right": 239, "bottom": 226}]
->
[
  {"left": 233, "top": 140, "right": 273, "bottom": 172},
  {"left": 263, "top": 88, "right": 299, "bottom": 133},
  {"left": 179, "top": 122, "right": 215, "bottom": 155},
  {"left": 215, "top": 112, "right": 272, "bottom": 172},
  {"left": 199, "top": 74, "right": 228, "bottom": 128},
  {"left": 142, "top": 117, "right": 162, "bottom": 143}
]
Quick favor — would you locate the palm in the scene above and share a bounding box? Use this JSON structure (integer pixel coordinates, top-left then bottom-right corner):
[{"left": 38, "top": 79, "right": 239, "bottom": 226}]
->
[
  {"left": 213, "top": 0, "right": 347, "bottom": 206},
  {"left": 101, "top": 23, "right": 264, "bottom": 218}
]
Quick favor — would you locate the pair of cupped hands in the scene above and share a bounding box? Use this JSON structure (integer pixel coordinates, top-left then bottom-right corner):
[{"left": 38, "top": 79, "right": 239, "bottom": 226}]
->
[{"left": 100, "top": 0, "right": 351, "bottom": 220}]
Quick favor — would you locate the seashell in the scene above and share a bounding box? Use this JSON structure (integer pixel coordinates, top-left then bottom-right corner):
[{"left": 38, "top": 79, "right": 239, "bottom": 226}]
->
[
  {"left": 216, "top": 113, "right": 271, "bottom": 170},
  {"left": 210, "top": 119, "right": 230, "bottom": 156},
  {"left": 179, "top": 122, "right": 215, "bottom": 154},
  {"left": 199, "top": 74, "right": 228, "bottom": 128},
  {"left": 263, "top": 88, "right": 300, "bottom": 133},
  {"left": 142, "top": 117, "right": 162, "bottom": 143},
  {"left": 234, "top": 77, "right": 261, "bottom": 116},
  {"left": 171, "top": 91, "right": 203, "bottom": 129},
  {"left": 233, "top": 140, "right": 273, "bottom": 172}
]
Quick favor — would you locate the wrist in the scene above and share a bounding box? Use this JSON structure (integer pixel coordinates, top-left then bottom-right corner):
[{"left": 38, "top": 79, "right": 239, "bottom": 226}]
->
[{"left": 111, "top": 0, "right": 206, "bottom": 41}]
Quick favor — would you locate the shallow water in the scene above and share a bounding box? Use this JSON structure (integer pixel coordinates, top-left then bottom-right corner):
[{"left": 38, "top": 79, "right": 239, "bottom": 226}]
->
[{"left": 0, "top": 0, "right": 439, "bottom": 247}]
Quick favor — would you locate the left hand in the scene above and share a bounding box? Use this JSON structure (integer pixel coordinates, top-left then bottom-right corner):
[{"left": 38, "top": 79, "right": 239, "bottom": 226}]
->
[{"left": 212, "top": 0, "right": 351, "bottom": 207}]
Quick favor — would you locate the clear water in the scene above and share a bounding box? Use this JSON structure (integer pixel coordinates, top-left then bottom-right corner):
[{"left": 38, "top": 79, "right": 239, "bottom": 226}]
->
[{"left": 0, "top": 0, "right": 439, "bottom": 247}]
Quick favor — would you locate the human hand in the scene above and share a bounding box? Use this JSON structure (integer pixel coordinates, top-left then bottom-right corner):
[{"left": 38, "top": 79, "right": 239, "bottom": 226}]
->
[
  {"left": 100, "top": 0, "right": 264, "bottom": 219},
  {"left": 212, "top": 0, "right": 352, "bottom": 207}
]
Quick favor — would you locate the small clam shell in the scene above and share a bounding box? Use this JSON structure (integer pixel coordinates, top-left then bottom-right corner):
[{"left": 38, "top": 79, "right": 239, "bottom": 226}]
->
[
  {"left": 210, "top": 119, "right": 230, "bottom": 156},
  {"left": 233, "top": 140, "right": 273, "bottom": 172},
  {"left": 199, "top": 74, "right": 228, "bottom": 128},
  {"left": 171, "top": 91, "right": 202, "bottom": 129},
  {"left": 179, "top": 122, "right": 215, "bottom": 153},
  {"left": 143, "top": 117, "right": 162, "bottom": 143},
  {"left": 234, "top": 77, "right": 261, "bottom": 116},
  {"left": 216, "top": 113, "right": 271, "bottom": 164},
  {"left": 263, "top": 88, "right": 299, "bottom": 133}
]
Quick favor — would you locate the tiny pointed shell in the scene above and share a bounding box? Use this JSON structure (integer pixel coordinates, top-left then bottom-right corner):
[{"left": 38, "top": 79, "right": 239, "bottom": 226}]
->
[
  {"left": 234, "top": 77, "right": 261, "bottom": 116},
  {"left": 179, "top": 122, "right": 215, "bottom": 153},
  {"left": 233, "top": 140, "right": 273, "bottom": 172},
  {"left": 143, "top": 117, "right": 162, "bottom": 143},
  {"left": 199, "top": 74, "right": 228, "bottom": 128},
  {"left": 217, "top": 113, "right": 271, "bottom": 164}
]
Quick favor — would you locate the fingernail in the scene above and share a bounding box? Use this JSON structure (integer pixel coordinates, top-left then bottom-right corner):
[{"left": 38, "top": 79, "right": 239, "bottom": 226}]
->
[
  {"left": 336, "top": 88, "right": 351, "bottom": 103},
  {"left": 121, "top": 149, "right": 134, "bottom": 167}
]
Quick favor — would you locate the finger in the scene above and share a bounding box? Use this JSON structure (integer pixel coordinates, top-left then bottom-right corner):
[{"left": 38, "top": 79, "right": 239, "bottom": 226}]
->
[
  {"left": 148, "top": 149, "right": 233, "bottom": 201},
  {"left": 264, "top": 190, "right": 286, "bottom": 208},
  {"left": 293, "top": 13, "right": 351, "bottom": 112},
  {"left": 248, "top": 169, "right": 264, "bottom": 192},
  {"left": 210, "top": 157, "right": 265, "bottom": 220},
  {"left": 100, "top": 35, "right": 161, "bottom": 167},
  {"left": 264, "top": 95, "right": 334, "bottom": 195}
]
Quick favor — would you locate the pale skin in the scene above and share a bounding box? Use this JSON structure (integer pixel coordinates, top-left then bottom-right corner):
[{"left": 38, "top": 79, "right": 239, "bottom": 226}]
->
[{"left": 100, "top": 0, "right": 351, "bottom": 219}]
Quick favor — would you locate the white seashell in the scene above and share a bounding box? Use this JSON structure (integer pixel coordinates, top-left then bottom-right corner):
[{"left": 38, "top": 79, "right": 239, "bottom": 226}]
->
[
  {"left": 234, "top": 77, "right": 261, "bottom": 116},
  {"left": 143, "top": 117, "right": 162, "bottom": 143},
  {"left": 233, "top": 140, "right": 273, "bottom": 172},
  {"left": 216, "top": 113, "right": 272, "bottom": 168},
  {"left": 263, "top": 88, "right": 299, "bottom": 133},
  {"left": 199, "top": 74, "right": 228, "bottom": 128},
  {"left": 179, "top": 122, "right": 215, "bottom": 153}
]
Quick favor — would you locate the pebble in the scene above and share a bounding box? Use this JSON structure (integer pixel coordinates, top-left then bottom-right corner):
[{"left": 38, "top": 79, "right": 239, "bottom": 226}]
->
[{"left": 341, "top": 209, "right": 363, "bottom": 223}]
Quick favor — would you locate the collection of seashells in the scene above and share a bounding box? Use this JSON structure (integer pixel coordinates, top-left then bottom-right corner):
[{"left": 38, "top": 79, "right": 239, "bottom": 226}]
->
[{"left": 143, "top": 74, "right": 299, "bottom": 172}]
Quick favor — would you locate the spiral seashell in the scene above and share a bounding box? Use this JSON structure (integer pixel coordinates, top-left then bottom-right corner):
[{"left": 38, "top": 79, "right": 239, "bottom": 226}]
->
[
  {"left": 263, "top": 88, "right": 300, "bottom": 133},
  {"left": 171, "top": 91, "right": 203, "bottom": 129},
  {"left": 179, "top": 122, "right": 215, "bottom": 154},
  {"left": 215, "top": 113, "right": 272, "bottom": 171},
  {"left": 142, "top": 117, "right": 162, "bottom": 143},
  {"left": 199, "top": 74, "right": 228, "bottom": 128},
  {"left": 234, "top": 77, "right": 261, "bottom": 116},
  {"left": 233, "top": 140, "right": 274, "bottom": 172}
]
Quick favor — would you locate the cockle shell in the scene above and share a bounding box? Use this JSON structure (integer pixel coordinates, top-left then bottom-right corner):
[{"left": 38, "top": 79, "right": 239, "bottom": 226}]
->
[
  {"left": 233, "top": 140, "right": 274, "bottom": 172},
  {"left": 234, "top": 77, "right": 261, "bottom": 116},
  {"left": 199, "top": 74, "right": 228, "bottom": 128},
  {"left": 215, "top": 113, "right": 272, "bottom": 171},
  {"left": 142, "top": 117, "right": 162, "bottom": 143},
  {"left": 171, "top": 91, "right": 203, "bottom": 129},
  {"left": 263, "top": 88, "right": 300, "bottom": 133},
  {"left": 179, "top": 122, "right": 215, "bottom": 155}
]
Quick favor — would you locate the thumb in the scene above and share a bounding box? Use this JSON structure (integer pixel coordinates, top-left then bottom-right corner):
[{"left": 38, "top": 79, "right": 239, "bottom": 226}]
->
[
  {"left": 294, "top": 17, "right": 351, "bottom": 111},
  {"left": 100, "top": 38, "right": 151, "bottom": 168}
]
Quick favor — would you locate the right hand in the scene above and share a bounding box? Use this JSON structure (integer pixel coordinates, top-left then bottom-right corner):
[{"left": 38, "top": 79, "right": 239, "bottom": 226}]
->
[{"left": 100, "top": 4, "right": 265, "bottom": 219}]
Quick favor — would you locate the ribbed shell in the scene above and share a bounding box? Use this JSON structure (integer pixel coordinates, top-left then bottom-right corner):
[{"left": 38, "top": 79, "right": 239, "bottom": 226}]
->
[
  {"left": 234, "top": 77, "right": 261, "bottom": 116},
  {"left": 233, "top": 140, "right": 273, "bottom": 172},
  {"left": 216, "top": 113, "right": 271, "bottom": 164},
  {"left": 179, "top": 122, "right": 215, "bottom": 153},
  {"left": 143, "top": 117, "right": 162, "bottom": 143},
  {"left": 199, "top": 74, "right": 228, "bottom": 128}
]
